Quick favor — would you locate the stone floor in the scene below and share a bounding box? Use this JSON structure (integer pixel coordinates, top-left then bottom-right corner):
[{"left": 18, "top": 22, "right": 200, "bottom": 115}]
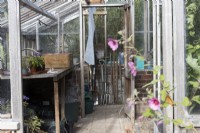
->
[{"left": 74, "top": 105, "right": 128, "bottom": 133}]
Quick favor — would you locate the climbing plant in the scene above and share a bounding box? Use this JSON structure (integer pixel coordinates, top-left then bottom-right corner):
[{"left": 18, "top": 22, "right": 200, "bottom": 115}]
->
[{"left": 185, "top": 0, "right": 200, "bottom": 114}]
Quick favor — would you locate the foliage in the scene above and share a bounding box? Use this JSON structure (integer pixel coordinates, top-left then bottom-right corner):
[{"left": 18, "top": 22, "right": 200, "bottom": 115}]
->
[
  {"left": 185, "top": 0, "right": 200, "bottom": 114},
  {"left": 27, "top": 56, "right": 45, "bottom": 69},
  {"left": 0, "top": 40, "right": 6, "bottom": 67},
  {"left": 129, "top": 66, "right": 199, "bottom": 132},
  {"left": 24, "top": 115, "right": 44, "bottom": 133},
  {"left": 0, "top": 96, "right": 44, "bottom": 132},
  {"left": 0, "top": 99, "right": 11, "bottom": 114},
  {"left": 23, "top": 96, "right": 45, "bottom": 133}
]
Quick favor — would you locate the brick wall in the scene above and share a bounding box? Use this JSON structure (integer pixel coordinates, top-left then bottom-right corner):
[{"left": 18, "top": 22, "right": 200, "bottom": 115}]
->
[{"left": 135, "top": 70, "right": 153, "bottom": 98}]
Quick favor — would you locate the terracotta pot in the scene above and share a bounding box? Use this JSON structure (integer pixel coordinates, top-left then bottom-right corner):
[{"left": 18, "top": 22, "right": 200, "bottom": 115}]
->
[
  {"left": 30, "top": 67, "right": 37, "bottom": 75},
  {"left": 30, "top": 65, "right": 45, "bottom": 75}
]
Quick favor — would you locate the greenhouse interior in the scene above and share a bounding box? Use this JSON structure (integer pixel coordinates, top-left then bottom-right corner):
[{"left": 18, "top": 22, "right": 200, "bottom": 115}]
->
[{"left": 0, "top": 0, "right": 200, "bottom": 133}]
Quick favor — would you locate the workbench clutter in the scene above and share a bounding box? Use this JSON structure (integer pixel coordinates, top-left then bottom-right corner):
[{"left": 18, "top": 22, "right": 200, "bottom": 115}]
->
[{"left": 43, "top": 53, "right": 72, "bottom": 69}]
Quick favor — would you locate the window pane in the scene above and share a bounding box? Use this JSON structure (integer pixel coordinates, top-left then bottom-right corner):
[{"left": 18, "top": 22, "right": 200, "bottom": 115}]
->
[
  {"left": 40, "top": 24, "right": 58, "bottom": 53},
  {"left": 0, "top": 0, "right": 11, "bottom": 115},
  {"left": 63, "top": 18, "right": 80, "bottom": 57}
]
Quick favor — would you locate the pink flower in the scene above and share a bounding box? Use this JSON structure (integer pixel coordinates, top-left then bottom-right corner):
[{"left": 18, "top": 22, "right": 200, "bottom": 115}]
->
[
  {"left": 128, "top": 61, "right": 137, "bottom": 76},
  {"left": 128, "top": 61, "right": 134, "bottom": 69},
  {"left": 131, "top": 68, "right": 137, "bottom": 76},
  {"left": 148, "top": 98, "right": 160, "bottom": 111},
  {"left": 108, "top": 38, "right": 118, "bottom": 51}
]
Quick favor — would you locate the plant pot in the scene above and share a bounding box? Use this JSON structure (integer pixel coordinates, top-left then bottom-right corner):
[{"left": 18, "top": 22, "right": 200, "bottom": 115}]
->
[
  {"left": 30, "top": 65, "right": 45, "bottom": 75},
  {"left": 85, "top": 99, "right": 94, "bottom": 114},
  {"left": 22, "top": 68, "right": 29, "bottom": 76},
  {"left": 65, "top": 102, "right": 79, "bottom": 122}
]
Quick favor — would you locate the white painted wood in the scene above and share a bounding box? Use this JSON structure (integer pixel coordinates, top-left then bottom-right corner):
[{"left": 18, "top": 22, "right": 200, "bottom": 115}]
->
[
  {"left": 83, "top": 15, "right": 86, "bottom": 58},
  {"left": 19, "top": 0, "right": 56, "bottom": 20},
  {"left": 79, "top": 2, "right": 85, "bottom": 117},
  {"left": 162, "top": 0, "right": 173, "bottom": 133},
  {"left": 8, "top": 0, "right": 23, "bottom": 133},
  {"left": 156, "top": 0, "right": 161, "bottom": 101},
  {"left": 82, "top": 3, "right": 126, "bottom": 8},
  {"left": 147, "top": 0, "right": 150, "bottom": 52},
  {"left": 57, "top": 14, "right": 60, "bottom": 53},
  {"left": 152, "top": 0, "right": 157, "bottom": 97},
  {"left": 152, "top": 1, "right": 158, "bottom": 132},
  {"left": 22, "top": 1, "right": 75, "bottom": 31},
  {"left": 173, "top": 0, "right": 186, "bottom": 132},
  {"left": 62, "top": 12, "right": 79, "bottom": 24},
  {"left": 104, "top": 10, "right": 107, "bottom": 94},
  {"left": 144, "top": 0, "right": 148, "bottom": 57},
  {"left": 36, "top": 21, "right": 40, "bottom": 51},
  {"left": 0, "top": 120, "right": 20, "bottom": 130},
  {"left": 61, "top": 22, "right": 64, "bottom": 53}
]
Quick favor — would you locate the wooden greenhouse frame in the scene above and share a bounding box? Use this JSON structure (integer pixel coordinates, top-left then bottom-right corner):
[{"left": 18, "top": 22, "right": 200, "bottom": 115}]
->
[
  {"left": 1, "top": 0, "right": 200, "bottom": 133},
  {"left": 79, "top": 2, "right": 135, "bottom": 118}
]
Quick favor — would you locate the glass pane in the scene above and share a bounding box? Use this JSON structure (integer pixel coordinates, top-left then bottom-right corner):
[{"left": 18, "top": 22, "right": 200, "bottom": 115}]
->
[
  {"left": 135, "top": 0, "right": 144, "bottom": 31},
  {"left": 63, "top": 18, "right": 80, "bottom": 58},
  {"left": 185, "top": 1, "right": 200, "bottom": 114},
  {"left": 39, "top": 24, "right": 58, "bottom": 53},
  {"left": 0, "top": 0, "right": 11, "bottom": 115}
]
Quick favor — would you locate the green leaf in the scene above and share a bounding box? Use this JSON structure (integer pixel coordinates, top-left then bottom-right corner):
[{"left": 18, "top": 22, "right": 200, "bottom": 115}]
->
[
  {"left": 189, "top": 31, "right": 195, "bottom": 36},
  {"left": 143, "top": 108, "right": 154, "bottom": 117},
  {"left": 143, "top": 80, "right": 158, "bottom": 88},
  {"left": 172, "top": 119, "right": 183, "bottom": 126},
  {"left": 192, "top": 95, "right": 200, "bottom": 104},
  {"left": 163, "top": 81, "right": 170, "bottom": 88},
  {"left": 153, "top": 66, "right": 162, "bottom": 75},
  {"left": 186, "top": 54, "right": 200, "bottom": 75},
  {"left": 118, "top": 30, "right": 124, "bottom": 36},
  {"left": 161, "top": 102, "right": 169, "bottom": 108},
  {"left": 182, "top": 97, "right": 192, "bottom": 107},
  {"left": 163, "top": 116, "right": 170, "bottom": 125},
  {"left": 160, "top": 89, "right": 167, "bottom": 102},
  {"left": 184, "top": 124, "right": 194, "bottom": 129},
  {"left": 160, "top": 75, "right": 165, "bottom": 81},
  {"left": 134, "top": 89, "right": 140, "bottom": 97},
  {"left": 127, "top": 35, "right": 133, "bottom": 42},
  {"left": 189, "top": 81, "right": 199, "bottom": 89}
]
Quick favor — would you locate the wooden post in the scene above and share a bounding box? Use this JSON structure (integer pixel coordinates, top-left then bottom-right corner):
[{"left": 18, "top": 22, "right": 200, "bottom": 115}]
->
[
  {"left": 79, "top": 2, "right": 85, "bottom": 117},
  {"left": 144, "top": 0, "right": 148, "bottom": 57},
  {"left": 8, "top": 0, "right": 23, "bottom": 132},
  {"left": 36, "top": 21, "right": 40, "bottom": 51},
  {"left": 152, "top": 0, "right": 157, "bottom": 97},
  {"left": 61, "top": 22, "right": 64, "bottom": 53},
  {"left": 173, "top": 0, "right": 186, "bottom": 132},
  {"left": 57, "top": 14, "right": 61, "bottom": 53},
  {"left": 61, "top": 77, "right": 66, "bottom": 120},
  {"left": 54, "top": 82, "right": 60, "bottom": 133},
  {"left": 162, "top": 0, "right": 173, "bottom": 132},
  {"left": 156, "top": 0, "right": 161, "bottom": 101}
]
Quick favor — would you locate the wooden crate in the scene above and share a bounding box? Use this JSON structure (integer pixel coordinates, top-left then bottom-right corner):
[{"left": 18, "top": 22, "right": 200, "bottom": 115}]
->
[
  {"left": 85, "top": 0, "right": 103, "bottom": 4},
  {"left": 43, "top": 53, "right": 72, "bottom": 69}
]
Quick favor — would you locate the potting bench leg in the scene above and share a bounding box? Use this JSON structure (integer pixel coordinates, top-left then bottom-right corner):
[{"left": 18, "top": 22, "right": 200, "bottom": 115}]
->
[{"left": 54, "top": 81, "right": 60, "bottom": 133}]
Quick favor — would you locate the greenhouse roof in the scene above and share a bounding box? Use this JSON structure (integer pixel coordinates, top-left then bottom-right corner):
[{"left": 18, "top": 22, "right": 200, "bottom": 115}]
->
[
  {"left": 0, "top": 0, "right": 130, "bottom": 34},
  {"left": 0, "top": 0, "right": 80, "bottom": 34}
]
